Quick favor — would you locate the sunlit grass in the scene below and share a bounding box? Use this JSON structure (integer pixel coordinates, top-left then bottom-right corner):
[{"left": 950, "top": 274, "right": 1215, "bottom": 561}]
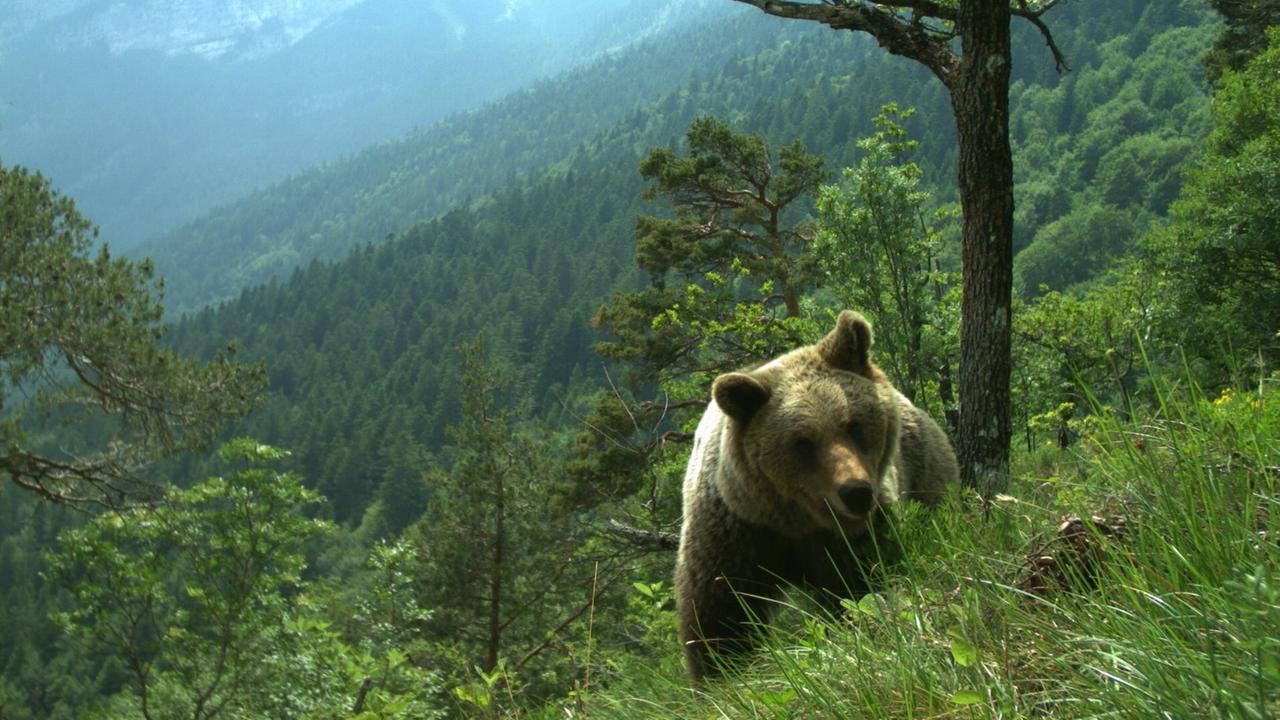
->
[{"left": 558, "top": 371, "right": 1280, "bottom": 719}]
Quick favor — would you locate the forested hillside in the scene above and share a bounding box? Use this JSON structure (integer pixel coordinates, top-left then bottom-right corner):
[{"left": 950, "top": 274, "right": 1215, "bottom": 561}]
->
[
  {"left": 164, "top": 0, "right": 1210, "bottom": 526},
  {"left": 139, "top": 2, "right": 1209, "bottom": 317},
  {"left": 137, "top": 4, "right": 770, "bottom": 314},
  {"left": 3, "top": 1, "right": 1263, "bottom": 717}
]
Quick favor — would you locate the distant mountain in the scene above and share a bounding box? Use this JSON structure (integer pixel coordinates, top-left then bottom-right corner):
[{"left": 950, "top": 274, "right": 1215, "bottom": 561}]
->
[
  {"left": 137, "top": 2, "right": 765, "bottom": 315},
  {"left": 0, "top": 0, "right": 365, "bottom": 59},
  {"left": 0, "top": 0, "right": 728, "bottom": 250}
]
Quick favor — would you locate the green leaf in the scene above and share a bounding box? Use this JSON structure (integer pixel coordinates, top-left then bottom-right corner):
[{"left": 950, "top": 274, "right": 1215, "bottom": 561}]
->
[
  {"left": 755, "top": 688, "right": 797, "bottom": 708},
  {"left": 950, "top": 690, "right": 984, "bottom": 706},
  {"left": 857, "top": 593, "right": 881, "bottom": 618},
  {"left": 452, "top": 684, "right": 491, "bottom": 710},
  {"left": 948, "top": 628, "right": 978, "bottom": 667}
]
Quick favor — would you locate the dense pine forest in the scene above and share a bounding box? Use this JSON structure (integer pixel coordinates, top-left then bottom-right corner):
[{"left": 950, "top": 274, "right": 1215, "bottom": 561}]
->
[{"left": 2, "top": 0, "right": 1278, "bottom": 717}]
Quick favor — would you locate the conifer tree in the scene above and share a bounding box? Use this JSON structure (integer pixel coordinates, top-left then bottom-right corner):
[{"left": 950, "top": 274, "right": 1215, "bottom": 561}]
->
[
  {"left": 577, "top": 118, "right": 826, "bottom": 512},
  {"left": 595, "top": 116, "right": 826, "bottom": 385},
  {"left": 0, "top": 163, "right": 264, "bottom": 508},
  {"left": 411, "top": 340, "right": 592, "bottom": 699}
]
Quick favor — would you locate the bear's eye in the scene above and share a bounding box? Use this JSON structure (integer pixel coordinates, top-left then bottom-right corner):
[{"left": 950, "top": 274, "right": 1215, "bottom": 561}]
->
[
  {"left": 846, "top": 420, "right": 864, "bottom": 446},
  {"left": 792, "top": 436, "right": 817, "bottom": 458}
]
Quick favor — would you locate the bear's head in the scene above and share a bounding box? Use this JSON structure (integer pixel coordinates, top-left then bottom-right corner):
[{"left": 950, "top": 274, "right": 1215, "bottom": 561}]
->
[{"left": 711, "top": 311, "right": 901, "bottom": 538}]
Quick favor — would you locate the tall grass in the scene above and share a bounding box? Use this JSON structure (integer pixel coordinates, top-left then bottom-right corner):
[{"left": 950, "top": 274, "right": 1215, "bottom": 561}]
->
[{"left": 561, "top": 372, "right": 1280, "bottom": 719}]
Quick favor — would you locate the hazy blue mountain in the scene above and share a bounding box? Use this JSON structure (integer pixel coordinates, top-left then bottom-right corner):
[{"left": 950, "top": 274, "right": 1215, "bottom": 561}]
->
[
  {"left": 0, "top": 0, "right": 726, "bottom": 251},
  {"left": 136, "top": 2, "right": 764, "bottom": 315}
]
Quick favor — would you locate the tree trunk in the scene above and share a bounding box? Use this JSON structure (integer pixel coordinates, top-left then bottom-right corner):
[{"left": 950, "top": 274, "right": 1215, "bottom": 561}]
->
[
  {"left": 727, "top": 0, "right": 1027, "bottom": 494},
  {"left": 485, "top": 473, "right": 505, "bottom": 672},
  {"left": 932, "top": 258, "right": 960, "bottom": 437},
  {"left": 952, "top": 0, "right": 1014, "bottom": 496}
]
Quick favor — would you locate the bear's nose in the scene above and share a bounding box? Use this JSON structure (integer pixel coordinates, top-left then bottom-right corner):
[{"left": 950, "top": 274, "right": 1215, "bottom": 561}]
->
[{"left": 838, "top": 484, "right": 875, "bottom": 514}]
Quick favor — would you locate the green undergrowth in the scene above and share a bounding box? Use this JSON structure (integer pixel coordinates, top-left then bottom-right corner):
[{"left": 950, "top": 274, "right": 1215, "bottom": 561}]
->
[{"left": 553, "top": 372, "right": 1280, "bottom": 719}]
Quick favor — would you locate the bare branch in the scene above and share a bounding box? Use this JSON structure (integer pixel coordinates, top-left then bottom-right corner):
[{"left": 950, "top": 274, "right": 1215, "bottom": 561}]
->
[
  {"left": 658, "top": 430, "right": 694, "bottom": 445},
  {"left": 873, "top": 0, "right": 959, "bottom": 21},
  {"left": 515, "top": 567, "right": 626, "bottom": 669},
  {"left": 634, "top": 398, "right": 708, "bottom": 413},
  {"left": 351, "top": 678, "right": 373, "bottom": 714},
  {"left": 730, "top": 0, "right": 959, "bottom": 85},
  {"left": 5, "top": 447, "right": 163, "bottom": 511},
  {"left": 601, "top": 364, "right": 639, "bottom": 434},
  {"left": 1014, "top": 0, "right": 1069, "bottom": 72},
  {"left": 605, "top": 519, "right": 680, "bottom": 551}
]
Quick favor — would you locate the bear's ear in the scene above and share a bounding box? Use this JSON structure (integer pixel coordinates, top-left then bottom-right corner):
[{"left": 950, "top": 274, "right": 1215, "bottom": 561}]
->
[
  {"left": 713, "top": 373, "right": 771, "bottom": 423},
  {"left": 818, "top": 310, "right": 874, "bottom": 375}
]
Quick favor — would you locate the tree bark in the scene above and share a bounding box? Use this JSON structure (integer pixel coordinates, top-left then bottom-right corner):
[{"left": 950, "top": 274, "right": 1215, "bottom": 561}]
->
[
  {"left": 351, "top": 677, "right": 373, "bottom": 714},
  {"left": 485, "top": 470, "right": 505, "bottom": 673},
  {"left": 952, "top": 0, "right": 1014, "bottom": 495},
  {"left": 729, "top": 0, "right": 1031, "bottom": 495}
]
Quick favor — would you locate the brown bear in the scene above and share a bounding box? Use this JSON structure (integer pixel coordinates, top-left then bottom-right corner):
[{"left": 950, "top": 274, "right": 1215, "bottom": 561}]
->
[{"left": 675, "top": 310, "right": 958, "bottom": 680}]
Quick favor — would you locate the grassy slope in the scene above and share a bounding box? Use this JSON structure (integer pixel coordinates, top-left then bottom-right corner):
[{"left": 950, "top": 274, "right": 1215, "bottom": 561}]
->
[{"left": 567, "top": 374, "right": 1280, "bottom": 718}]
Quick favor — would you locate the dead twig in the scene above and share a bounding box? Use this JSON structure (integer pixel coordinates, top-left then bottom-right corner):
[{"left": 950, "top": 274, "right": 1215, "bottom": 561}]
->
[{"left": 605, "top": 519, "right": 680, "bottom": 551}]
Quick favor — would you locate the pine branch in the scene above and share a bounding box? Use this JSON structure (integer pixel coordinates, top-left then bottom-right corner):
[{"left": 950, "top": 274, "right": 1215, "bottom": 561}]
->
[
  {"left": 1014, "top": 0, "right": 1070, "bottom": 72},
  {"left": 730, "top": 0, "right": 959, "bottom": 84},
  {"left": 605, "top": 519, "right": 680, "bottom": 550}
]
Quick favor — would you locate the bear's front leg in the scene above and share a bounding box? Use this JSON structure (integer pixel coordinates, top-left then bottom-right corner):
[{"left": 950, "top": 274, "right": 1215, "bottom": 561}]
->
[{"left": 675, "top": 503, "right": 784, "bottom": 681}]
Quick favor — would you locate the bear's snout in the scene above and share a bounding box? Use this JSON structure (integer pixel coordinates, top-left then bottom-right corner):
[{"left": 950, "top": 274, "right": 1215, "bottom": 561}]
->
[
  {"left": 824, "top": 444, "right": 876, "bottom": 516},
  {"left": 837, "top": 483, "right": 875, "bottom": 514}
]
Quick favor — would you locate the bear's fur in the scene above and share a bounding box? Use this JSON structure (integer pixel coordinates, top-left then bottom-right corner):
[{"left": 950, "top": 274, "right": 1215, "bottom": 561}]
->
[{"left": 675, "top": 310, "right": 958, "bottom": 680}]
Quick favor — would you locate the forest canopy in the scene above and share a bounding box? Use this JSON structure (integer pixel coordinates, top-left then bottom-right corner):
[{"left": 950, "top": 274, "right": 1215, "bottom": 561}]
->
[
  {"left": 0, "top": 163, "right": 263, "bottom": 509},
  {"left": 2, "top": 3, "right": 1276, "bottom": 718}
]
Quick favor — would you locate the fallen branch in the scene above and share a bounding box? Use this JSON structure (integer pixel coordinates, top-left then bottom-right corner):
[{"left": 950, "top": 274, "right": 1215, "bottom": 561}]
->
[
  {"left": 606, "top": 519, "right": 680, "bottom": 550},
  {"left": 1016, "top": 515, "right": 1127, "bottom": 597}
]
